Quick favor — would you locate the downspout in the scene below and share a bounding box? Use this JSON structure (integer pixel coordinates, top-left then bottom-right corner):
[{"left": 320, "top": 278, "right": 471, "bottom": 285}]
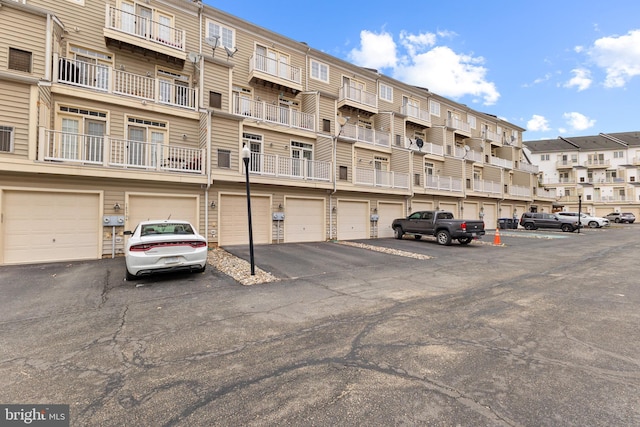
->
[
  {"left": 204, "top": 109, "right": 212, "bottom": 244},
  {"left": 45, "top": 14, "right": 52, "bottom": 81}
]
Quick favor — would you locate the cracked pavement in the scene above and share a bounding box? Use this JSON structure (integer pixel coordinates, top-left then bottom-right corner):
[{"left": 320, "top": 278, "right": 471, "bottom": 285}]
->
[{"left": 1, "top": 227, "right": 639, "bottom": 426}]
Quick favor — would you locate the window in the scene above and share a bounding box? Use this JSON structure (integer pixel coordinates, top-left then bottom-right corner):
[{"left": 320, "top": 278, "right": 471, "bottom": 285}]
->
[
  {"left": 290, "top": 141, "right": 313, "bottom": 177},
  {"left": 339, "top": 166, "right": 348, "bottom": 180},
  {"left": 126, "top": 117, "right": 167, "bottom": 167},
  {"left": 158, "top": 69, "right": 191, "bottom": 107},
  {"left": 8, "top": 48, "right": 32, "bottom": 73},
  {"left": 242, "top": 132, "right": 262, "bottom": 172},
  {"left": 217, "top": 149, "right": 230, "bottom": 168},
  {"left": 310, "top": 59, "right": 329, "bottom": 83},
  {"left": 379, "top": 83, "right": 393, "bottom": 102},
  {"left": 429, "top": 100, "right": 440, "bottom": 117},
  {"left": 57, "top": 107, "right": 107, "bottom": 162},
  {"left": 414, "top": 173, "right": 420, "bottom": 186},
  {"left": 467, "top": 115, "right": 476, "bottom": 129},
  {"left": 614, "top": 151, "right": 624, "bottom": 158},
  {"left": 541, "top": 154, "right": 550, "bottom": 161},
  {"left": 207, "top": 20, "right": 234, "bottom": 48},
  {"left": 0, "top": 126, "right": 14, "bottom": 152},
  {"left": 322, "top": 119, "right": 330, "bottom": 133},
  {"left": 209, "top": 91, "right": 222, "bottom": 109}
]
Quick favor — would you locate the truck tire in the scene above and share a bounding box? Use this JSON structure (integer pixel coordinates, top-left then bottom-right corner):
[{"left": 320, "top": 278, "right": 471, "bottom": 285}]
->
[
  {"left": 524, "top": 222, "right": 535, "bottom": 230},
  {"left": 561, "top": 223, "right": 574, "bottom": 232},
  {"left": 458, "top": 237, "right": 472, "bottom": 245},
  {"left": 436, "top": 230, "right": 452, "bottom": 246},
  {"left": 394, "top": 227, "right": 404, "bottom": 240}
]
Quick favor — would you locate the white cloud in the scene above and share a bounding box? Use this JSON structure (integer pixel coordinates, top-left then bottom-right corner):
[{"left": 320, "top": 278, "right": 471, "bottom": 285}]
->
[
  {"left": 564, "top": 68, "right": 592, "bottom": 91},
  {"left": 589, "top": 29, "right": 640, "bottom": 88},
  {"left": 347, "top": 29, "right": 500, "bottom": 106},
  {"left": 563, "top": 112, "right": 595, "bottom": 131},
  {"left": 347, "top": 30, "right": 397, "bottom": 69},
  {"left": 527, "top": 115, "right": 550, "bottom": 132}
]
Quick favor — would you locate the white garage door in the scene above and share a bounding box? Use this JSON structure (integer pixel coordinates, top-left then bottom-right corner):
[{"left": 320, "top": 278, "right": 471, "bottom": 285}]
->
[
  {"left": 463, "top": 202, "right": 479, "bottom": 222},
  {"left": 285, "top": 198, "right": 325, "bottom": 243},
  {"left": 482, "top": 203, "right": 498, "bottom": 230},
  {"left": 337, "top": 200, "right": 368, "bottom": 240},
  {"left": 439, "top": 202, "right": 458, "bottom": 215},
  {"left": 377, "top": 202, "right": 404, "bottom": 238},
  {"left": 219, "top": 194, "right": 271, "bottom": 246},
  {"left": 3, "top": 190, "right": 100, "bottom": 264},
  {"left": 411, "top": 201, "right": 433, "bottom": 214},
  {"left": 127, "top": 194, "right": 199, "bottom": 232}
]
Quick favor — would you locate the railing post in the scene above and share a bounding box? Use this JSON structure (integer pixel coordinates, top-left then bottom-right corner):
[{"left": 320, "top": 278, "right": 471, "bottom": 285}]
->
[{"left": 103, "top": 135, "right": 109, "bottom": 167}]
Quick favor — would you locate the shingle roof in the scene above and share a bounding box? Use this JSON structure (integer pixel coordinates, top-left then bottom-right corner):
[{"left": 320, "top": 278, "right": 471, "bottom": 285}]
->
[{"left": 523, "top": 131, "right": 640, "bottom": 153}]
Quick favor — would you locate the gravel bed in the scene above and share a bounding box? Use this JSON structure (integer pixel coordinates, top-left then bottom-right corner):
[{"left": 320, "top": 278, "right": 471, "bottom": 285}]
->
[
  {"left": 207, "top": 247, "right": 279, "bottom": 286},
  {"left": 336, "top": 241, "right": 433, "bottom": 259}
]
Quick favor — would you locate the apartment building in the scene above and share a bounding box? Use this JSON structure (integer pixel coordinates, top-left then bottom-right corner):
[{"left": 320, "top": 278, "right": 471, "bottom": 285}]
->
[
  {"left": 524, "top": 132, "right": 640, "bottom": 217},
  {"left": 0, "top": 0, "right": 550, "bottom": 265}
]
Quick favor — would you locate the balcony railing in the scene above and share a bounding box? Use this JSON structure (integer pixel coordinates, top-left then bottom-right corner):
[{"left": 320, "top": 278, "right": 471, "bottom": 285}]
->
[
  {"left": 592, "top": 195, "right": 631, "bottom": 202},
  {"left": 449, "top": 145, "right": 482, "bottom": 162},
  {"left": 509, "top": 185, "right": 531, "bottom": 197},
  {"left": 355, "top": 168, "right": 409, "bottom": 189},
  {"left": 405, "top": 137, "right": 443, "bottom": 155},
  {"left": 232, "top": 96, "right": 315, "bottom": 131},
  {"left": 339, "top": 85, "right": 377, "bottom": 109},
  {"left": 342, "top": 123, "right": 390, "bottom": 147},
  {"left": 247, "top": 152, "right": 330, "bottom": 182},
  {"left": 425, "top": 175, "right": 463, "bottom": 192},
  {"left": 483, "top": 130, "right": 500, "bottom": 142},
  {"left": 535, "top": 188, "right": 555, "bottom": 198},
  {"left": 473, "top": 179, "right": 501, "bottom": 194},
  {"left": 446, "top": 118, "right": 471, "bottom": 133},
  {"left": 489, "top": 156, "right": 513, "bottom": 169},
  {"left": 57, "top": 57, "right": 196, "bottom": 109},
  {"left": 41, "top": 130, "right": 204, "bottom": 174},
  {"left": 584, "top": 159, "right": 610, "bottom": 168},
  {"left": 401, "top": 104, "right": 430, "bottom": 124},
  {"left": 556, "top": 160, "right": 579, "bottom": 168},
  {"left": 518, "top": 162, "right": 539, "bottom": 174},
  {"left": 249, "top": 53, "right": 302, "bottom": 85},
  {"left": 105, "top": 5, "right": 185, "bottom": 51}
]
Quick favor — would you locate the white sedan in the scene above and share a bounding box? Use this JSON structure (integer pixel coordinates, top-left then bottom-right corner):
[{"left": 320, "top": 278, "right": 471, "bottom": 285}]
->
[{"left": 124, "top": 220, "right": 208, "bottom": 280}]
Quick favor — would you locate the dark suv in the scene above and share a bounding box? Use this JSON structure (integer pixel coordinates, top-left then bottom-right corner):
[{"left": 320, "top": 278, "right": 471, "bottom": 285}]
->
[{"left": 519, "top": 212, "right": 579, "bottom": 232}]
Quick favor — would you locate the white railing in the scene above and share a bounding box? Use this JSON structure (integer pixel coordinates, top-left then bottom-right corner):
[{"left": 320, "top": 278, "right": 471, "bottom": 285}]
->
[
  {"left": 483, "top": 130, "right": 500, "bottom": 142},
  {"left": 405, "top": 137, "right": 444, "bottom": 155},
  {"left": 250, "top": 53, "right": 302, "bottom": 85},
  {"left": 473, "top": 179, "right": 502, "bottom": 194},
  {"left": 341, "top": 123, "right": 390, "bottom": 147},
  {"left": 339, "top": 85, "right": 377, "bottom": 109},
  {"left": 57, "top": 58, "right": 196, "bottom": 109},
  {"left": 355, "top": 168, "right": 409, "bottom": 189},
  {"left": 42, "top": 130, "right": 203, "bottom": 174},
  {"left": 510, "top": 185, "right": 531, "bottom": 197},
  {"left": 401, "top": 104, "right": 430, "bottom": 123},
  {"left": 247, "top": 152, "right": 330, "bottom": 181},
  {"left": 518, "top": 162, "right": 539, "bottom": 173},
  {"left": 490, "top": 156, "right": 513, "bottom": 169},
  {"left": 584, "top": 159, "right": 610, "bottom": 167},
  {"left": 105, "top": 5, "right": 185, "bottom": 51},
  {"left": 446, "top": 117, "right": 471, "bottom": 133},
  {"left": 425, "top": 175, "right": 463, "bottom": 192},
  {"left": 536, "top": 188, "right": 555, "bottom": 198},
  {"left": 232, "top": 96, "right": 315, "bottom": 131},
  {"left": 592, "top": 195, "right": 630, "bottom": 202},
  {"left": 556, "top": 160, "right": 578, "bottom": 168}
]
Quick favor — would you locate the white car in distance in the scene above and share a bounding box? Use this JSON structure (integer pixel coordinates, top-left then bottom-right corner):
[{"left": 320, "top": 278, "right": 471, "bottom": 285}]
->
[
  {"left": 556, "top": 212, "right": 610, "bottom": 228},
  {"left": 124, "top": 220, "right": 208, "bottom": 280}
]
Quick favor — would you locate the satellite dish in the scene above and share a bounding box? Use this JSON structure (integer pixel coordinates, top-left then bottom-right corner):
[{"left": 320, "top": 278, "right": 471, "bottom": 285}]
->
[
  {"left": 224, "top": 46, "right": 238, "bottom": 58},
  {"left": 205, "top": 36, "right": 220, "bottom": 48},
  {"left": 464, "top": 145, "right": 471, "bottom": 152},
  {"left": 415, "top": 138, "right": 424, "bottom": 149},
  {"left": 188, "top": 52, "right": 199, "bottom": 64}
]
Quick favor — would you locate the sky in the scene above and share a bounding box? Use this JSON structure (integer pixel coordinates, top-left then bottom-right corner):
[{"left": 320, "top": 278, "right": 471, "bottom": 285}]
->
[{"left": 204, "top": 1, "right": 640, "bottom": 142}]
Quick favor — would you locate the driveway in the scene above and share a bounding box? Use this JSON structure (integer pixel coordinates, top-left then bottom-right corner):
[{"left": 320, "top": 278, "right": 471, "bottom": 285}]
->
[{"left": 1, "top": 226, "right": 639, "bottom": 426}]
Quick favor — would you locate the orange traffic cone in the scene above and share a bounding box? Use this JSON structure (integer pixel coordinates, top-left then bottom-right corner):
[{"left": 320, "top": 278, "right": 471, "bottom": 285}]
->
[{"left": 493, "top": 227, "right": 502, "bottom": 245}]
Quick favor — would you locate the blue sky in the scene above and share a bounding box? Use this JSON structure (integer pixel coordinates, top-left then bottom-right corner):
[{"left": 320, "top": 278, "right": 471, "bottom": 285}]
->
[{"left": 205, "top": 1, "right": 640, "bottom": 141}]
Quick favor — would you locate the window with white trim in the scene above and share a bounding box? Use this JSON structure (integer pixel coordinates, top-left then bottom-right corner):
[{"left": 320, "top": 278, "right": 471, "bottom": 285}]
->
[
  {"left": 613, "top": 151, "right": 624, "bottom": 158},
  {"left": 206, "top": 19, "right": 235, "bottom": 48},
  {"left": 429, "top": 100, "right": 440, "bottom": 117},
  {"left": 310, "top": 59, "right": 329, "bottom": 83},
  {"left": 57, "top": 106, "right": 107, "bottom": 162},
  {"left": 541, "top": 154, "right": 550, "bottom": 161},
  {"left": 126, "top": 117, "right": 167, "bottom": 167},
  {"left": 242, "top": 132, "right": 263, "bottom": 173},
  {"left": 467, "top": 115, "right": 476, "bottom": 129},
  {"left": 0, "top": 126, "right": 14, "bottom": 152},
  {"left": 379, "top": 83, "right": 393, "bottom": 102}
]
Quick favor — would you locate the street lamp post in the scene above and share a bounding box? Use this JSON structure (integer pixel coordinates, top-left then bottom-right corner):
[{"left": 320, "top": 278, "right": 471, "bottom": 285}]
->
[
  {"left": 241, "top": 144, "right": 255, "bottom": 275},
  {"left": 578, "top": 194, "right": 582, "bottom": 234}
]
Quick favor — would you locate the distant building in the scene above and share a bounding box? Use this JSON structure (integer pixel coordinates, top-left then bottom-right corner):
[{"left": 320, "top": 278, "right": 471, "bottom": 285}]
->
[
  {"left": 0, "top": 0, "right": 548, "bottom": 265},
  {"left": 523, "top": 132, "right": 640, "bottom": 216}
]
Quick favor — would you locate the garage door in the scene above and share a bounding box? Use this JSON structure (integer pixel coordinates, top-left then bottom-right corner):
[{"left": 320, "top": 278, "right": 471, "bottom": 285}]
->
[
  {"left": 337, "top": 200, "right": 368, "bottom": 240},
  {"left": 377, "top": 202, "right": 404, "bottom": 238},
  {"left": 285, "top": 198, "right": 325, "bottom": 243},
  {"left": 2, "top": 190, "right": 100, "bottom": 264},
  {"left": 439, "top": 202, "right": 458, "bottom": 215},
  {"left": 219, "top": 194, "right": 271, "bottom": 246},
  {"left": 127, "top": 194, "right": 199, "bottom": 232},
  {"left": 411, "top": 201, "right": 432, "bottom": 214},
  {"left": 463, "top": 202, "right": 479, "bottom": 222},
  {"left": 482, "top": 203, "right": 498, "bottom": 230}
]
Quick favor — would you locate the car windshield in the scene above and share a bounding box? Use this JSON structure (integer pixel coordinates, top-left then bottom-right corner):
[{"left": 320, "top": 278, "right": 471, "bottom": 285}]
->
[{"left": 141, "top": 223, "right": 194, "bottom": 236}]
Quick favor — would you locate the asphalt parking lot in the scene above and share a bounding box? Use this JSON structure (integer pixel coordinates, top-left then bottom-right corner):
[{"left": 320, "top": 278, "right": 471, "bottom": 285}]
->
[{"left": 1, "top": 225, "right": 639, "bottom": 426}]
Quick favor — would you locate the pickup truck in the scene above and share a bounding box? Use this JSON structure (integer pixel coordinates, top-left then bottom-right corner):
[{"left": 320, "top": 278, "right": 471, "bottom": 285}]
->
[{"left": 391, "top": 210, "right": 486, "bottom": 245}]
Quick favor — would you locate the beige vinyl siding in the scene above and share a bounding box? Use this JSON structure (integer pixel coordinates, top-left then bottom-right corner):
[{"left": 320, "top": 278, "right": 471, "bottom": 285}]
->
[
  {"left": 203, "top": 61, "right": 231, "bottom": 111},
  {"left": 336, "top": 143, "right": 353, "bottom": 181},
  {"left": 315, "top": 135, "right": 332, "bottom": 166},
  {"left": 0, "top": 7, "right": 47, "bottom": 76},
  {"left": 212, "top": 117, "right": 241, "bottom": 173},
  {"left": 442, "top": 158, "right": 463, "bottom": 180},
  {"left": 483, "top": 165, "right": 502, "bottom": 183},
  {"left": 0, "top": 81, "right": 30, "bottom": 157},
  {"left": 390, "top": 147, "right": 410, "bottom": 176}
]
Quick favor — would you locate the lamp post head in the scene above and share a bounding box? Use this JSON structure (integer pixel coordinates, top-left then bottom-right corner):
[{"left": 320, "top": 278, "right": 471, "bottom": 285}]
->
[{"left": 242, "top": 144, "right": 250, "bottom": 160}]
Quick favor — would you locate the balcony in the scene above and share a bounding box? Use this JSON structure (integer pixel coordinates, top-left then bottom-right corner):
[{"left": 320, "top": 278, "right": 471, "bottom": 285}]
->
[
  {"left": 483, "top": 129, "right": 500, "bottom": 143},
  {"left": 425, "top": 175, "right": 463, "bottom": 192},
  {"left": 473, "top": 179, "right": 501, "bottom": 194},
  {"left": 489, "top": 156, "right": 513, "bottom": 169},
  {"left": 509, "top": 185, "right": 531, "bottom": 198},
  {"left": 534, "top": 188, "right": 555, "bottom": 198},
  {"left": 247, "top": 153, "right": 331, "bottom": 182},
  {"left": 39, "top": 130, "right": 204, "bottom": 174},
  {"left": 556, "top": 160, "right": 579, "bottom": 169},
  {"left": 338, "top": 85, "right": 378, "bottom": 114},
  {"left": 405, "top": 137, "right": 443, "bottom": 156},
  {"left": 249, "top": 53, "right": 303, "bottom": 94},
  {"left": 584, "top": 159, "right": 610, "bottom": 168},
  {"left": 355, "top": 168, "right": 409, "bottom": 189},
  {"left": 445, "top": 118, "right": 471, "bottom": 137},
  {"left": 57, "top": 57, "right": 197, "bottom": 109},
  {"left": 341, "top": 124, "right": 390, "bottom": 148},
  {"left": 517, "top": 162, "right": 539, "bottom": 174},
  {"left": 232, "top": 96, "right": 314, "bottom": 132},
  {"left": 448, "top": 145, "right": 482, "bottom": 162},
  {"left": 401, "top": 104, "right": 431, "bottom": 127},
  {"left": 104, "top": 5, "right": 186, "bottom": 62}
]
